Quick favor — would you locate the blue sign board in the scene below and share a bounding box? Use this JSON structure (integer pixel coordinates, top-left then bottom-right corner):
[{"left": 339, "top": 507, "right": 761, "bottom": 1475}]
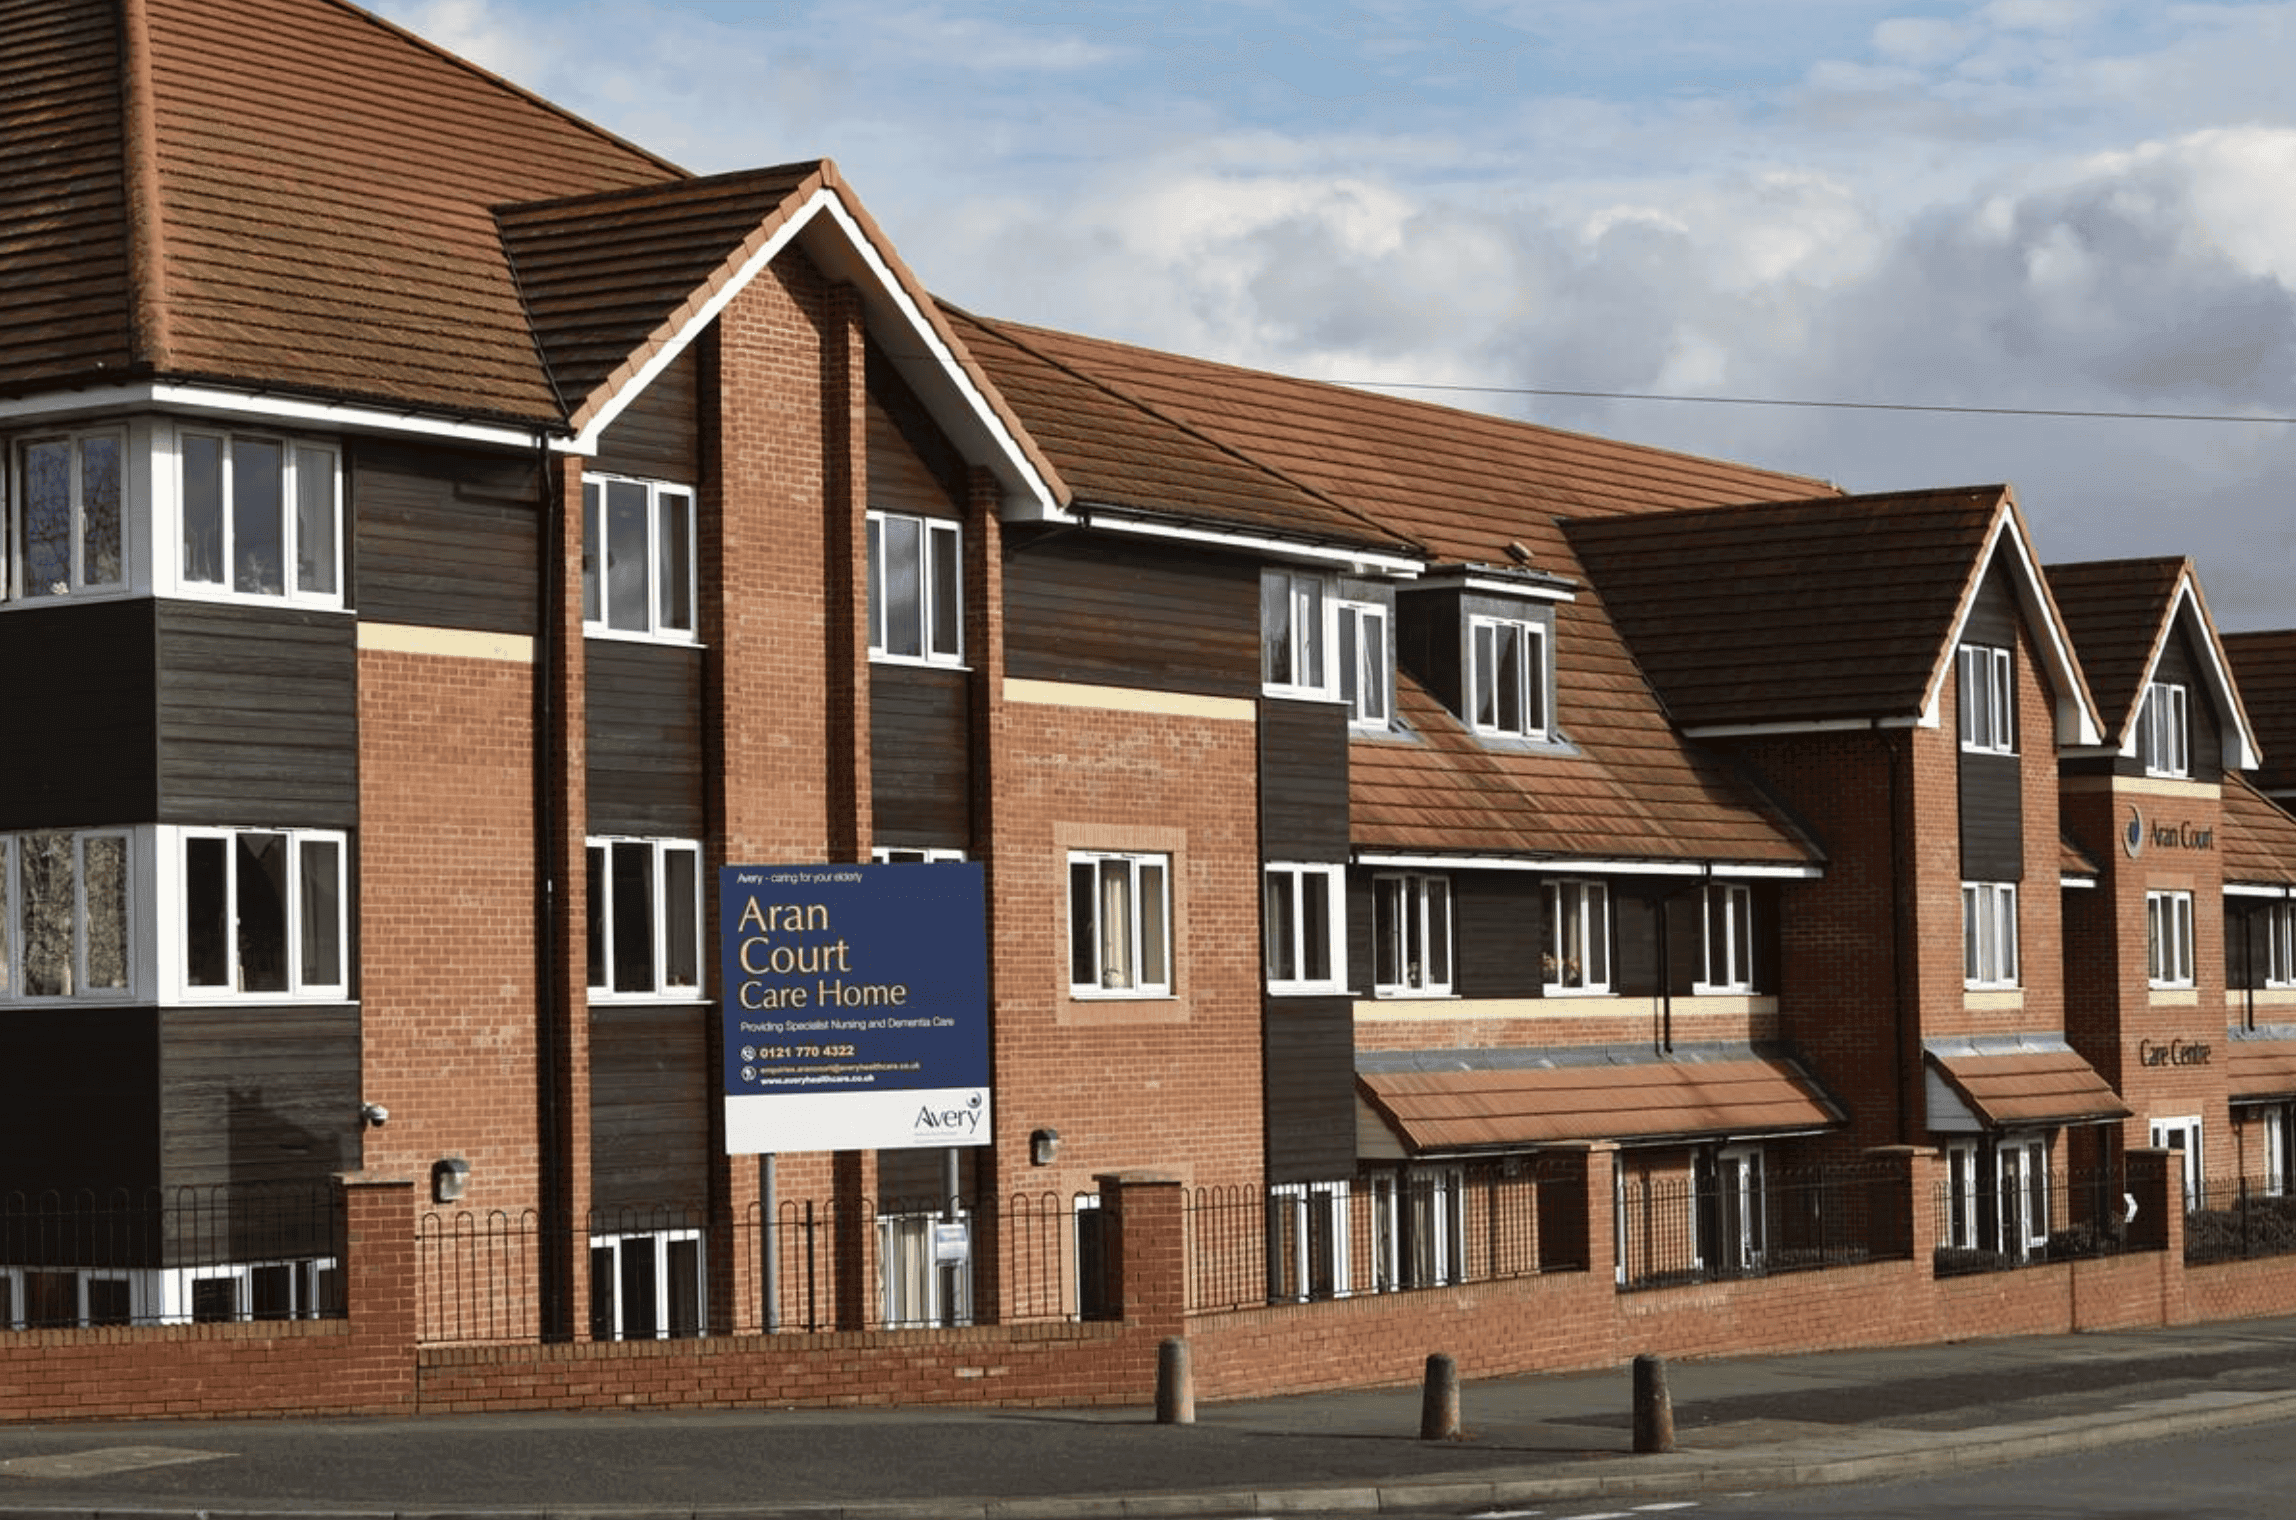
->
[{"left": 720, "top": 863, "right": 990, "bottom": 1153}]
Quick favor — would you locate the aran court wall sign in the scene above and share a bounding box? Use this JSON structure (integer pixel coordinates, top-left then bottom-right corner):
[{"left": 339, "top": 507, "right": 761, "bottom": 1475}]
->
[{"left": 720, "top": 863, "right": 991, "bottom": 1153}]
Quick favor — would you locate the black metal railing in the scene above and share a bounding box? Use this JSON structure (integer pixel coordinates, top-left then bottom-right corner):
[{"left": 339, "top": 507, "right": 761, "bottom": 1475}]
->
[
  {"left": 1, "top": 1183, "right": 345, "bottom": 1328},
  {"left": 1187, "top": 1161, "right": 1584, "bottom": 1314},
  {"left": 2185, "top": 1176, "right": 2296, "bottom": 1265},
  {"left": 1618, "top": 1162, "right": 1907, "bottom": 1292},
  {"left": 1931, "top": 1166, "right": 2140, "bottom": 1277}
]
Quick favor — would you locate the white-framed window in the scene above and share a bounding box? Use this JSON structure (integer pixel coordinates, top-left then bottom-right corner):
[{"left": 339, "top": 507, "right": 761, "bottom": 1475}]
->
[
  {"left": 1263, "top": 863, "right": 1345, "bottom": 992},
  {"left": 585, "top": 838, "right": 702, "bottom": 999},
  {"left": 0, "top": 829, "right": 132, "bottom": 1002},
  {"left": 877, "top": 1209, "right": 973, "bottom": 1329},
  {"left": 872, "top": 846, "right": 965, "bottom": 864},
  {"left": 1998, "top": 1134, "right": 2050, "bottom": 1257},
  {"left": 588, "top": 1229, "right": 704, "bottom": 1340},
  {"left": 1337, "top": 599, "right": 1391, "bottom": 728},
  {"left": 1261, "top": 568, "right": 1328, "bottom": 696},
  {"left": 180, "top": 828, "right": 348, "bottom": 1000},
  {"left": 2138, "top": 680, "right": 2190, "bottom": 778},
  {"left": 1704, "top": 1144, "right": 1766, "bottom": 1275},
  {"left": 7, "top": 428, "right": 126, "bottom": 601},
  {"left": 1943, "top": 1140, "right": 1980, "bottom": 1250},
  {"left": 2150, "top": 1115, "right": 2204, "bottom": 1211},
  {"left": 1698, "top": 882, "right": 1754, "bottom": 993},
  {"left": 582, "top": 475, "right": 696, "bottom": 639},
  {"left": 2262, "top": 1105, "right": 2295, "bottom": 1199},
  {"left": 1957, "top": 642, "right": 2014, "bottom": 754},
  {"left": 1962, "top": 881, "right": 2019, "bottom": 989},
  {"left": 1267, "top": 1181, "right": 1349, "bottom": 1302},
  {"left": 2147, "top": 889, "right": 2196, "bottom": 989},
  {"left": 179, "top": 430, "right": 341, "bottom": 603},
  {"left": 1067, "top": 851, "right": 1171, "bottom": 996},
  {"left": 867, "top": 510, "right": 961, "bottom": 664},
  {"left": 1372, "top": 872, "right": 1451, "bottom": 997},
  {"left": 174, "top": 1258, "right": 341, "bottom": 1323},
  {"left": 2267, "top": 902, "right": 2296, "bottom": 990},
  {"left": 1543, "top": 879, "right": 1610, "bottom": 993},
  {"left": 1469, "top": 615, "right": 1547, "bottom": 739},
  {"left": 1370, "top": 1166, "right": 1465, "bottom": 1291}
]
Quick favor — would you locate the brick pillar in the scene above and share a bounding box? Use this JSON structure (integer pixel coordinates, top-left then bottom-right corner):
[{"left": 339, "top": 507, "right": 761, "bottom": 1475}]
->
[
  {"left": 1099, "top": 1172, "right": 1187, "bottom": 1337},
  {"left": 1865, "top": 1145, "right": 1935, "bottom": 1263},
  {"left": 339, "top": 1174, "right": 418, "bottom": 1412},
  {"left": 823, "top": 280, "right": 869, "bottom": 864},
  {"left": 541, "top": 455, "right": 593, "bottom": 1342},
  {"left": 2125, "top": 1146, "right": 2193, "bottom": 1326}
]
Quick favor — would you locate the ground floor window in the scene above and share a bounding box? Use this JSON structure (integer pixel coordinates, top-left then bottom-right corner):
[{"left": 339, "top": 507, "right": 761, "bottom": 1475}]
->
[
  {"left": 2150, "top": 1115, "right": 2204, "bottom": 1211},
  {"left": 0, "top": 1257, "right": 341, "bottom": 1328},
  {"left": 588, "top": 1229, "right": 704, "bottom": 1341},
  {"left": 1370, "top": 1166, "right": 1465, "bottom": 1291},
  {"left": 1267, "top": 1181, "right": 1349, "bottom": 1301},
  {"left": 1943, "top": 1140, "right": 1980, "bottom": 1249},
  {"left": 877, "top": 1210, "right": 973, "bottom": 1328}
]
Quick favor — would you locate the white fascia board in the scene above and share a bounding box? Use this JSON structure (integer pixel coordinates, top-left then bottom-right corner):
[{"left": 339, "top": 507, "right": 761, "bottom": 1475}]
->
[
  {"left": 1085, "top": 511, "right": 1424, "bottom": 578},
  {"left": 2062, "top": 874, "right": 2099, "bottom": 889},
  {"left": 559, "top": 189, "right": 1059, "bottom": 517},
  {"left": 0, "top": 382, "right": 550, "bottom": 450},
  {"left": 1945, "top": 506, "right": 2104, "bottom": 748},
  {"left": 2165, "top": 576, "right": 2265, "bottom": 773},
  {"left": 1409, "top": 570, "right": 1577, "bottom": 602},
  {"left": 1353, "top": 852, "right": 1822, "bottom": 879},
  {"left": 1682, "top": 717, "right": 1921, "bottom": 738},
  {"left": 2227, "top": 883, "right": 2296, "bottom": 899}
]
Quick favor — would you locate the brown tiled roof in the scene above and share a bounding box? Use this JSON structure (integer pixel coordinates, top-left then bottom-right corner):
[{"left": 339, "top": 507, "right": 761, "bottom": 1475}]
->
[
  {"left": 1, "top": 0, "right": 683, "bottom": 417},
  {"left": 944, "top": 306, "right": 1399, "bottom": 549},
  {"left": 1928, "top": 1050, "right": 2129, "bottom": 1128},
  {"left": 2223, "top": 774, "right": 2296, "bottom": 888},
  {"left": 2042, "top": 558, "right": 2189, "bottom": 742},
  {"left": 1564, "top": 487, "right": 2011, "bottom": 729},
  {"left": 2229, "top": 1040, "right": 2296, "bottom": 1101},
  {"left": 1359, "top": 1053, "right": 1841, "bottom": 1153},
  {"left": 1350, "top": 672, "right": 1819, "bottom": 865},
  {"left": 2226, "top": 630, "right": 2296, "bottom": 796}
]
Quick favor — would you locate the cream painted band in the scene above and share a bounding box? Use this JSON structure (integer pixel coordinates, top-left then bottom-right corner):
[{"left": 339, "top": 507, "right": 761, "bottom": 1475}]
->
[
  {"left": 2151, "top": 988, "right": 2201, "bottom": 1008},
  {"left": 1003, "top": 678, "right": 1256, "bottom": 723},
  {"left": 1354, "top": 993, "right": 1776, "bottom": 1023},
  {"left": 1962, "top": 990, "right": 2025, "bottom": 1013},
  {"left": 2060, "top": 774, "right": 2217, "bottom": 799},
  {"left": 358, "top": 623, "right": 535, "bottom": 664},
  {"left": 2227, "top": 988, "right": 2296, "bottom": 1008}
]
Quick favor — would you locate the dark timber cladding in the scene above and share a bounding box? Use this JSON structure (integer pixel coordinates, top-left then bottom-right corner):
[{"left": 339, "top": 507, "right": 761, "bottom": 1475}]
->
[
  {"left": 593, "top": 348, "right": 700, "bottom": 482},
  {"left": 1959, "top": 561, "right": 2023, "bottom": 881},
  {"left": 1452, "top": 872, "right": 1544, "bottom": 998},
  {"left": 589, "top": 1005, "right": 711, "bottom": 1217},
  {"left": 867, "top": 338, "right": 966, "bottom": 514},
  {"left": 351, "top": 438, "right": 540, "bottom": 633},
  {"left": 586, "top": 641, "right": 705, "bottom": 838},
  {"left": 1003, "top": 530, "right": 1259, "bottom": 697},
  {"left": 0, "top": 600, "right": 158, "bottom": 829},
  {"left": 158, "top": 1006, "right": 361, "bottom": 1191},
  {"left": 872, "top": 664, "right": 970, "bottom": 847},
  {"left": 157, "top": 603, "right": 357, "bottom": 828},
  {"left": 1264, "top": 995, "right": 1356, "bottom": 1184},
  {"left": 1260, "top": 697, "right": 1348, "bottom": 861},
  {"left": 0, "top": 1008, "right": 161, "bottom": 1198}
]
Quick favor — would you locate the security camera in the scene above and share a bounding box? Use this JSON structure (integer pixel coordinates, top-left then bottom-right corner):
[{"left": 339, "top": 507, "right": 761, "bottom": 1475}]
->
[{"left": 361, "top": 1102, "right": 389, "bottom": 1127}]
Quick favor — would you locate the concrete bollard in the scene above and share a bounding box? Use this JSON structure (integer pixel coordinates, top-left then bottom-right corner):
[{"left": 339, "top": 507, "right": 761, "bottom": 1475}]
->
[
  {"left": 1156, "top": 1335, "right": 1194, "bottom": 1424},
  {"left": 1420, "top": 1352, "right": 1460, "bottom": 1440},
  {"left": 1632, "top": 1352, "right": 1674, "bottom": 1454}
]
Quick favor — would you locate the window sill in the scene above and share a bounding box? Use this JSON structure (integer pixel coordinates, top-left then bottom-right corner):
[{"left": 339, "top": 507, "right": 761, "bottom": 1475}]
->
[
  {"left": 1541, "top": 985, "right": 1612, "bottom": 998},
  {"left": 584, "top": 625, "right": 703, "bottom": 648},
  {"left": 870, "top": 652, "right": 968, "bottom": 672},
  {"left": 587, "top": 989, "right": 712, "bottom": 1005},
  {"left": 1268, "top": 983, "right": 1357, "bottom": 998},
  {"left": 1067, "top": 988, "right": 1175, "bottom": 1002}
]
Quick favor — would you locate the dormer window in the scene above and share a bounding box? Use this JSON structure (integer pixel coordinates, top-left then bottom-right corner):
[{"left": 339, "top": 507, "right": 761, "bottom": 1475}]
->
[
  {"left": 1262, "top": 569, "right": 1327, "bottom": 696},
  {"left": 1337, "top": 600, "right": 1390, "bottom": 728},
  {"left": 1470, "top": 614, "right": 1547, "bottom": 739},
  {"left": 2138, "top": 681, "right": 2189, "bottom": 778},
  {"left": 1957, "top": 643, "right": 2013, "bottom": 755}
]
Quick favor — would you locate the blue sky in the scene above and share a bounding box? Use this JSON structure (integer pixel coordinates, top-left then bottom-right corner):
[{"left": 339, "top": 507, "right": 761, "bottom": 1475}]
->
[{"left": 374, "top": 1, "right": 2296, "bottom": 628}]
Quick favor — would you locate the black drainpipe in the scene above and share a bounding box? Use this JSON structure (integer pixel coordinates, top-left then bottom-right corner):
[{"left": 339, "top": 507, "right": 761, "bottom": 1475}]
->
[{"left": 533, "top": 435, "right": 572, "bottom": 1342}]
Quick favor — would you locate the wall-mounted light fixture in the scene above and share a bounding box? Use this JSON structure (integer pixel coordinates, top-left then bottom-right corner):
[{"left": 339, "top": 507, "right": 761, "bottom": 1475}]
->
[
  {"left": 1030, "top": 1127, "right": 1060, "bottom": 1166},
  {"left": 432, "top": 1157, "right": 471, "bottom": 1204},
  {"left": 359, "top": 1102, "right": 389, "bottom": 1127}
]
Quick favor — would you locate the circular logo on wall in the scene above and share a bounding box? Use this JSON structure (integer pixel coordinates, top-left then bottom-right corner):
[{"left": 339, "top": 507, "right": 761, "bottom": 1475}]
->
[{"left": 2123, "top": 803, "right": 2146, "bottom": 858}]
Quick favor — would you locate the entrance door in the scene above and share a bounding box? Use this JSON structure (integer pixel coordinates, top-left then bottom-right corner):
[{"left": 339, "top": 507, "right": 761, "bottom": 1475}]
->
[{"left": 2150, "top": 1116, "right": 2203, "bottom": 1210}]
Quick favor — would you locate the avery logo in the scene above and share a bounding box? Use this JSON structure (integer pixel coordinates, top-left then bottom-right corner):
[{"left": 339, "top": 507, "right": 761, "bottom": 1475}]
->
[{"left": 916, "top": 1091, "right": 986, "bottom": 1137}]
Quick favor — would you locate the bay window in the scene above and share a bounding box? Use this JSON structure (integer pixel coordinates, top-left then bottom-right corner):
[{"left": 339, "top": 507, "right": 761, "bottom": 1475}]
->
[
  {"left": 180, "top": 431, "right": 340, "bottom": 601},
  {"left": 8, "top": 429, "right": 124, "bottom": 600},
  {"left": 0, "top": 830, "right": 131, "bottom": 1001},
  {"left": 1337, "top": 599, "right": 1390, "bottom": 727},
  {"left": 1262, "top": 569, "right": 1328, "bottom": 696},
  {"left": 181, "top": 828, "right": 347, "bottom": 999},
  {"left": 1543, "top": 879, "right": 1610, "bottom": 993}
]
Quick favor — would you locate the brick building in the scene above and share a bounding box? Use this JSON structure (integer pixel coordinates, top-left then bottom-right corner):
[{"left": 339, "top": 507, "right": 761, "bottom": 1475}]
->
[{"left": 7, "top": 0, "right": 2296, "bottom": 1358}]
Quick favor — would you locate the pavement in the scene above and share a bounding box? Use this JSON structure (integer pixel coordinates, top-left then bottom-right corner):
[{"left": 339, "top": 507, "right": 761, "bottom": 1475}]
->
[{"left": 8, "top": 1316, "right": 2296, "bottom": 1519}]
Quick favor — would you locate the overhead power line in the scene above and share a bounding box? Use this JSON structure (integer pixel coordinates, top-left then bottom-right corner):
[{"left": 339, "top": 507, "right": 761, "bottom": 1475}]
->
[{"left": 1339, "top": 380, "right": 2296, "bottom": 426}]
